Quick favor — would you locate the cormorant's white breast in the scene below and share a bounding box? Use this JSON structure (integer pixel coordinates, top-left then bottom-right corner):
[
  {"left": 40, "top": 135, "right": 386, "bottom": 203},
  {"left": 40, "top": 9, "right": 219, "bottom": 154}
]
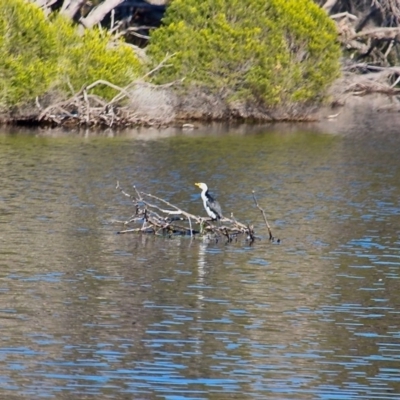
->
[{"left": 195, "top": 182, "right": 223, "bottom": 220}]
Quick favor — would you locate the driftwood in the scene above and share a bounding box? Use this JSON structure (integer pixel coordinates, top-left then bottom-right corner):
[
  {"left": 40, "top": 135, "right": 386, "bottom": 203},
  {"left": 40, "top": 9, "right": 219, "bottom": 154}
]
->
[
  {"left": 114, "top": 182, "right": 276, "bottom": 243},
  {"left": 318, "top": 0, "right": 400, "bottom": 102},
  {"left": 323, "top": 0, "right": 400, "bottom": 66}
]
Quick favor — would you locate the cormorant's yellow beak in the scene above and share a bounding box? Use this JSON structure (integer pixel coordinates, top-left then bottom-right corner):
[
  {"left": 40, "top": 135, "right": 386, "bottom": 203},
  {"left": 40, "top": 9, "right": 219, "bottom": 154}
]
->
[{"left": 194, "top": 182, "right": 200, "bottom": 187}]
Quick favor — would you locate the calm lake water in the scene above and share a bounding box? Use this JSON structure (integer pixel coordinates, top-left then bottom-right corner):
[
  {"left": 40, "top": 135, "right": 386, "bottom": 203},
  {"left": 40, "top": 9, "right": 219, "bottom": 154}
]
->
[{"left": 0, "top": 115, "right": 400, "bottom": 399}]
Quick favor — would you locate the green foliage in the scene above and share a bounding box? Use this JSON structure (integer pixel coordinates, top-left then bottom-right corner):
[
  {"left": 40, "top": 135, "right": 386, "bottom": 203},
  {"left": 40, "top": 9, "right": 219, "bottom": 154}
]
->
[
  {"left": 0, "top": 0, "right": 142, "bottom": 108},
  {"left": 0, "top": 0, "right": 58, "bottom": 107},
  {"left": 52, "top": 17, "right": 142, "bottom": 99},
  {"left": 147, "top": 0, "right": 341, "bottom": 107}
]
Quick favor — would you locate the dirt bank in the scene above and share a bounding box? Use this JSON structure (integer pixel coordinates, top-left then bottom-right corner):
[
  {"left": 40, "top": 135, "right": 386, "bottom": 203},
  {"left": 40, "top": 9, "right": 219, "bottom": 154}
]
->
[
  {"left": 316, "top": 68, "right": 400, "bottom": 127},
  {"left": 2, "top": 69, "right": 399, "bottom": 129}
]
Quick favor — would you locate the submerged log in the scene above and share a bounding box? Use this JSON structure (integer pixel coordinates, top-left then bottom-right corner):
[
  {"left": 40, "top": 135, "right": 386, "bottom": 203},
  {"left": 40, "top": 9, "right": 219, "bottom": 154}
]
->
[{"left": 114, "top": 182, "right": 276, "bottom": 243}]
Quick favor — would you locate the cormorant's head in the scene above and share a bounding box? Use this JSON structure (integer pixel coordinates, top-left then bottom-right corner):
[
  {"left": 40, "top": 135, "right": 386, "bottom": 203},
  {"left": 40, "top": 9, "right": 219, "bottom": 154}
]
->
[{"left": 195, "top": 182, "right": 208, "bottom": 191}]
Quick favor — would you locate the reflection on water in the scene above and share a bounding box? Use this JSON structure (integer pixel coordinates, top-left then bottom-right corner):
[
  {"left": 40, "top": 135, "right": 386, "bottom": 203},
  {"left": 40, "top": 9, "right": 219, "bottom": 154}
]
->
[{"left": 0, "top": 118, "right": 400, "bottom": 399}]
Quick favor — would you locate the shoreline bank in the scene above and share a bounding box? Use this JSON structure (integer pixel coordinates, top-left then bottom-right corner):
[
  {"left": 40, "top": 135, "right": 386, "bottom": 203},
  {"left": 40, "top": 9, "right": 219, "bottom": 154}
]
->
[{"left": 2, "top": 70, "right": 399, "bottom": 129}]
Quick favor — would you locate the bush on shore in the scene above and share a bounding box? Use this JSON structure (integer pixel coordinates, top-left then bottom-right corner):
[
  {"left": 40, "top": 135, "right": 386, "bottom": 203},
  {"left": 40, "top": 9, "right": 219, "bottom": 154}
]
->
[
  {"left": 147, "top": 0, "right": 341, "bottom": 112},
  {"left": 0, "top": 0, "right": 58, "bottom": 108},
  {"left": 0, "top": 0, "right": 142, "bottom": 110},
  {"left": 1, "top": 0, "right": 341, "bottom": 124},
  {"left": 53, "top": 18, "right": 142, "bottom": 100}
]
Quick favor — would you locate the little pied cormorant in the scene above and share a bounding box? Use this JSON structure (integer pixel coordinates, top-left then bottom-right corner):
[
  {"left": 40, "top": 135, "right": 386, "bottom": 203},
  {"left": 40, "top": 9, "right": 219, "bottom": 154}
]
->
[{"left": 195, "top": 182, "right": 223, "bottom": 221}]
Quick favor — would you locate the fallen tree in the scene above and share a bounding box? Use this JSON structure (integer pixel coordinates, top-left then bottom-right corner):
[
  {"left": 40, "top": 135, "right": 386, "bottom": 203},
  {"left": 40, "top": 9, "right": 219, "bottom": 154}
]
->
[{"left": 114, "top": 182, "right": 276, "bottom": 243}]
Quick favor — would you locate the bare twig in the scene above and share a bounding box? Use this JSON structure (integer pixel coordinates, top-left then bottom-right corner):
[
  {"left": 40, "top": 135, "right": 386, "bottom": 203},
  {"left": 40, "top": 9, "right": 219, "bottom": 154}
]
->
[
  {"left": 113, "top": 26, "right": 155, "bottom": 40},
  {"left": 252, "top": 191, "right": 273, "bottom": 241},
  {"left": 142, "top": 53, "right": 177, "bottom": 80},
  {"left": 353, "top": 27, "right": 400, "bottom": 40},
  {"left": 331, "top": 12, "right": 358, "bottom": 20},
  {"left": 86, "top": 80, "right": 133, "bottom": 101},
  {"left": 116, "top": 180, "right": 137, "bottom": 201},
  {"left": 140, "top": 191, "right": 202, "bottom": 223},
  {"left": 83, "top": 89, "right": 90, "bottom": 124}
]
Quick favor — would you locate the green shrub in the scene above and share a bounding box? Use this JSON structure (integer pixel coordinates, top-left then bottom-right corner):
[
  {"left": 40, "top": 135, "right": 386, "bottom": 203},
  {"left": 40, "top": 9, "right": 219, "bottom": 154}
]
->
[
  {"left": 0, "top": 0, "right": 58, "bottom": 107},
  {"left": 53, "top": 17, "right": 143, "bottom": 99},
  {"left": 0, "top": 0, "right": 142, "bottom": 108},
  {"left": 147, "top": 0, "right": 341, "bottom": 107}
]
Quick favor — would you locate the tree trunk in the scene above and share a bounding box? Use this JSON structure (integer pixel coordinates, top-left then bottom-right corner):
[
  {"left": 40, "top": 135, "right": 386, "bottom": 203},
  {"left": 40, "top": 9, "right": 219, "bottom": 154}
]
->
[
  {"left": 60, "top": 0, "right": 87, "bottom": 20},
  {"left": 32, "top": 0, "right": 59, "bottom": 15},
  {"left": 80, "top": 0, "right": 124, "bottom": 29},
  {"left": 322, "top": 0, "right": 338, "bottom": 13}
]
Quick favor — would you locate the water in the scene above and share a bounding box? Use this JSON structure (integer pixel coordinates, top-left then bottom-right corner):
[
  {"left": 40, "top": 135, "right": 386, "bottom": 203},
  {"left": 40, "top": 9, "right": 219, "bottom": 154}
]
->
[{"left": 0, "top": 118, "right": 400, "bottom": 399}]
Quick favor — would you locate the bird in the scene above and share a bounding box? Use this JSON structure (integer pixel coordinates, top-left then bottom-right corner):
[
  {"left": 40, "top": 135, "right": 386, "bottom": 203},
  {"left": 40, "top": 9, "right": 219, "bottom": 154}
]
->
[{"left": 195, "top": 182, "right": 223, "bottom": 221}]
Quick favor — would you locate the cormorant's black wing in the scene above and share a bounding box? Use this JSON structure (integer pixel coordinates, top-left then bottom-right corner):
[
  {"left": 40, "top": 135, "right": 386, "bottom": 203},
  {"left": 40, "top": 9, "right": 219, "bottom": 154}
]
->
[{"left": 206, "top": 191, "right": 223, "bottom": 219}]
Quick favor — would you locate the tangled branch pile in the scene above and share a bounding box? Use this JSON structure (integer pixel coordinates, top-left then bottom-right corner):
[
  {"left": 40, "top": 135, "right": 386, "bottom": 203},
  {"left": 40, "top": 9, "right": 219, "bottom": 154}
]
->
[
  {"left": 37, "top": 55, "right": 180, "bottom": 128},
  {"left": 320, "top": 0, "right": 400, "bottom": 98},
  {"left": 38, "top": 80, "right": 175, "bottom": 128},
  {"left": 114, "top": 182, "right": 275, "bottom": 243}
]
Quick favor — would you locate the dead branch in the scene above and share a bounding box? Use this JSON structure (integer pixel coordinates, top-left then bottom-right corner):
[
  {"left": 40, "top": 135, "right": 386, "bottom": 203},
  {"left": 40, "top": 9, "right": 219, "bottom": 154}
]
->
[
  {"left": 327, "top": 1, "right": 400, "bottom": 67},
  {"left": 80, "top": 0, "right": 125, "bottom": 29},
  {"left": 345, "top": 81, "right": 400, "bottom": 96},
  {"left": 60, "top": 0, "right": 86, "bottom": 20},
  {"left": 323, "top": 0, "right": 339, "bottom": 13},
  {"left": 331, "top": 12, "right": 358, "bottom": 21},
  {"left": 86, "top": 80, "right": 133, "bottom": 101},
  {"left": 344, "top": 63, "right": 400, "bottom": 74},
  {"left": 141, "top": 53, "right": 177, "bottom": 80},
  {"left": 252, "top": 191, "right": 274, "bottom": 241},
  {"left": 32, "top": 0, "right": 59, "bottom": 15},
  {"left": 141, "top": 191, "right": 201, "bottom": 222},
  {"left": 339, "top": 63, "right": 400, "bottom": 98},
  {"left": 353, "top": 27, "right": 400, "bottom": 40},
  {"left": 113, "top": 26, "right": 155, "bottom": 40}
]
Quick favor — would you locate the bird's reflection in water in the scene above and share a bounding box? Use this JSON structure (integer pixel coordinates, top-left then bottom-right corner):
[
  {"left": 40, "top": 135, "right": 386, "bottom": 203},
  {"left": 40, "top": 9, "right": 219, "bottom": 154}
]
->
[{"left": 196, "top": 240, "right": 208, "bottom": 302}]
